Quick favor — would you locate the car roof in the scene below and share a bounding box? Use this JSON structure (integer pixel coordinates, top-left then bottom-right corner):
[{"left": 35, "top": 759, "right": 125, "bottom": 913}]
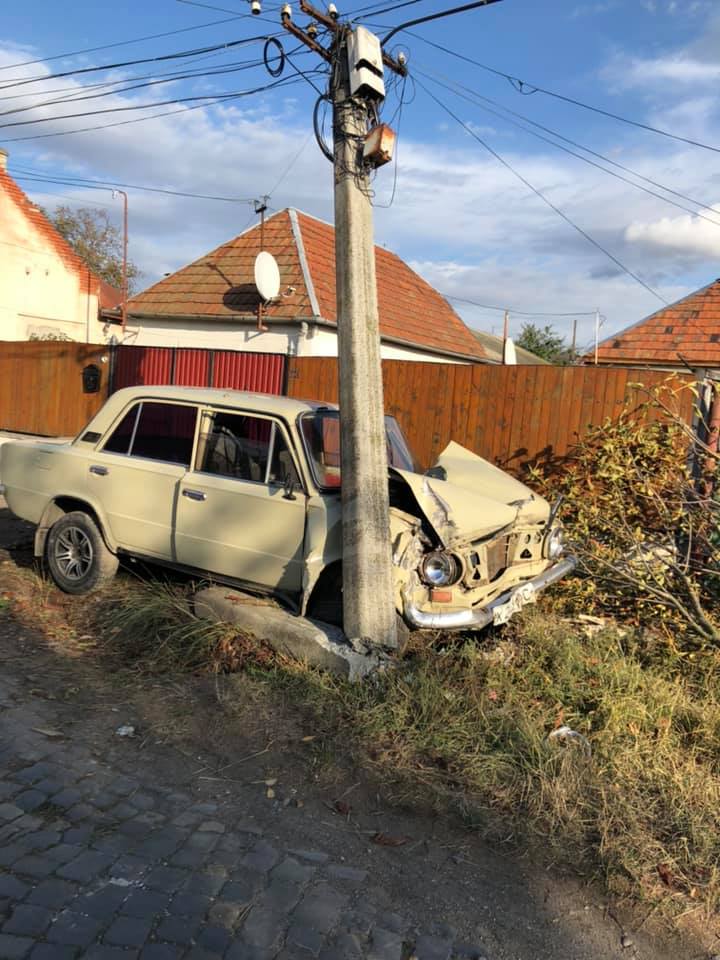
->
[{"left": 109, "top": 385, "right": 337, "bottom": 419}]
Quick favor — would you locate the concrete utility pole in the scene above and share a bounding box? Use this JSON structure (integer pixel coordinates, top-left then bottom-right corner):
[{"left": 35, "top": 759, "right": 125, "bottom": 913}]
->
[{"left": 282, "top": 2, "right": 406, "bottom": 651}]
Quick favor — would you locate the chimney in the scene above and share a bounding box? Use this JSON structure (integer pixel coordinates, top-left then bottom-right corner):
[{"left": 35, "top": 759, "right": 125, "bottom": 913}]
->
[{"left": 0, "top": 148, "right": 7, "bottom": 171}]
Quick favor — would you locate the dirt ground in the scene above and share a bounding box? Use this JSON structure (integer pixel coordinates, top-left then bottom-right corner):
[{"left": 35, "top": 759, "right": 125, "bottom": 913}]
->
[{"left": 0, "top": 498, "right": 714, "bottom": 960}]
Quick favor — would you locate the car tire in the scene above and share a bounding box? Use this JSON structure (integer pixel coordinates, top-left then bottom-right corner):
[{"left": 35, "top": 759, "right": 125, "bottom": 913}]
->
[{"left": 45, "top": 510, "right": 119, "bottom": 595}]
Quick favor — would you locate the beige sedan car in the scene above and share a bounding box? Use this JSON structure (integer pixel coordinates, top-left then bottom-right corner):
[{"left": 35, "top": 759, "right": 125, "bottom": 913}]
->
[{"left": 0, "top": 386, "right": 574, "bottom": 633}]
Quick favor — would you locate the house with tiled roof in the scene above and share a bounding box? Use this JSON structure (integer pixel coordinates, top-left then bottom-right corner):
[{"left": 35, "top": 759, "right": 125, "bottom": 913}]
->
[
  {"left": 592, "top": 279, "right": 720, "bottom": 370},
  {"left": 471, "top": 329, "right": 548, "bottom": 365},
  {"left": 123, "top": 208, "right": 487, "bottom": 363},
  {"left": 0, "top": 149, "right": 121, "bottom": 342}
]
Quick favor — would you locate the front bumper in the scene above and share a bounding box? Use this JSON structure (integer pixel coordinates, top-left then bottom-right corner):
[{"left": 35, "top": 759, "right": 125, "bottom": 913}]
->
[{"left": 403, "top": 556, "right": 577, "bottom": 631}]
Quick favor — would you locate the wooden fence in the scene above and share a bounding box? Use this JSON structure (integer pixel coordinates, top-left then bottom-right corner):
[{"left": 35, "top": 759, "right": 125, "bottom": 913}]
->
[
  {"left": 0, "top": 341, "right": 110, "bottom": 437},
  {"left": 287, "top": 358, "right": 697, "bottom": 473}
]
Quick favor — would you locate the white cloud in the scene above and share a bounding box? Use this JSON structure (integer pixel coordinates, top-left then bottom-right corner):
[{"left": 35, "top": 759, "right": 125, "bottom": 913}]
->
[{"left": 626, "top": 206, "right": 720, "bottom": 259}]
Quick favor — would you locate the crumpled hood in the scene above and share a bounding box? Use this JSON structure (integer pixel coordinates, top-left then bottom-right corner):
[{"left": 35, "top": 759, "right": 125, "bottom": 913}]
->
[{"left": 390, "top": 441, "right": 550, "bottom": 547}]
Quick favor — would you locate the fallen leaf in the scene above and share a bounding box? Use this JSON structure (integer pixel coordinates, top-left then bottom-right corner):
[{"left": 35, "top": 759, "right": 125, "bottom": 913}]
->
[
  {"left": 301, "top": 735, "right": 316, "bottom": 743},
  {"left": 32, "top": 727, "right": 64, "bottom": 739},
  {"left": 657, "top": 863, "right": 674, "bottom": 887},
  {"left": 266, "top": 788, "right": 276, "bottom": 799},
  {"left": 371, "top": 832, "right": 409, "bottom": 847},
  {"left": 334, "top": 800, "right": 351, "bottom": 816}
]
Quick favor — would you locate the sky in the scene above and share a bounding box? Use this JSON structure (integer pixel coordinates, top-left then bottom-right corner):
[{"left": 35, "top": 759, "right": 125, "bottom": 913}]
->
[{"left": 2, "top": 0, "right": 720, "bottom": 353}]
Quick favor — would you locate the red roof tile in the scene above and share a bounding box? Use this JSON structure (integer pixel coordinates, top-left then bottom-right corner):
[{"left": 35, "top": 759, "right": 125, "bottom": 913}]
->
[
  {"left": 593, "top": 279, "right": 720, "bottom": 366},
  {"left": 0, "top": 167, "right": 121, "bottom": 307},
  {"left": 129, "top": 208, "right": 486, "bottom": 361}
]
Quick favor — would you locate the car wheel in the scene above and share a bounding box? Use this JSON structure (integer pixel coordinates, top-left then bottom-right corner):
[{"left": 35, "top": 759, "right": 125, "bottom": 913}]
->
[{"left": 45, "top": 511, "right": 119, "bottom": 595}]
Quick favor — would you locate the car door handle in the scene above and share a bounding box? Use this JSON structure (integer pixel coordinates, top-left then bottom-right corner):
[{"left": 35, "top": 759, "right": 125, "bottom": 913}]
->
[
  {"left": 182, "top": 489, "right": 207, "bottom": 502},
  {"left": 89, "top": 465, "right": 108, "bottom": 476}
]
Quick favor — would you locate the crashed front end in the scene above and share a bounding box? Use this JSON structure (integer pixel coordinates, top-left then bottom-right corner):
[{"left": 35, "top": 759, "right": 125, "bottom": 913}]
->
[{"left": 390, "top": 443, "right": 575, "bottom": 631}]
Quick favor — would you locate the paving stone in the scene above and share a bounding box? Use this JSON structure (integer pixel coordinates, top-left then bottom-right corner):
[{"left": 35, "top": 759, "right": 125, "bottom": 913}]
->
[
  {"left": 119, "top": 889, "right": 170, "bottom": 920},
  {"left": 143, "top": 866, "right": 189, "bottom": 893},
  {"left": 271, "top": 858, "right": 316, "bottom": 885},
  {"left": 368, "top": 927, "right": 405, "bottom": 960},
  {"left": 155, "top": 916, "right": 202, "bottom": 944},
  {"left": 108, "top": 777, "right": 140, "bottom": 797},
  {"left": 0, "top": 782, "right": 22, "bottom": 800},
  {"left": 12, "top": 855, "right": 57, "bottom": 878},
  {"left": 44, "top": 845, "right": 83, "bottom": 865},
  {"left": 0, "top": 802, "right": 24, "bottom": 822},
  {"left": 291, "top": 884, "right": 347, "bottom": 934},
  {"left": 196, "top": 925, "right": 233, "bottom": 954},
  {"left": 108, "top": 802, "right": 137, "bottom": 822},
  {"left": 57, "top": 850, "right": 114, "bottom": 883},
  {"left": 16, "top": 764, "right": 54, "bottom": 785},
  {"left": 182, "top": 872, "right": 226, "bottom": 897},
  {"left": 50, "top": 791, "right": 82, "bottom": 811},
  {"left": 239, "top": 906, "right": 284, "bottom": 950},
  {"left": 167, "top": 892, "right": 212, "bottom": 918},
  {"left": 3, "top": 904, "right": 54, "bottom": 937},
  {"left": 117, "top": 820, "right": 153, "bottom": 840},
  {"left": 86, "top": 791, "right": 118, "bottom": 811},
  {"left": 108, "top": 855, "right": 151, "bottom": 883},
  {"left": 46, "top": 911, "right": 105, "bottom": 948},
  {"left": 0, "top": 876, "right": 29, "bottom": 901},
  {"left": 321, "top": 932, "right": 364, "bottom": 959},
  {"left": 0, "top": 932, "right": 34, "bottom": 958},
  {"left": 28, "top": 944, "right": 78, "bottom": 960},
  {"left": 0, "top": 844, "right": 26, "bottom": 867},
  {"left": 139, "top": 945, "right": 184, "bottom": 959},
  {"left": 287, "top": 850, "right": 329, "bottom": 864},
  {"left": 128, "top": 793, "right": 156, "bottom": 812},
  {"left": 104, "top": 916, "right": 153, "bottom": 948},
  {"left": 62, "top": 826, "right": 94, "bottom": 846},
  {"left": 26, "top": 879, "right": 78, "bottom": 910},
  {"left": 85, "top": 948, "right": 140, "bottom": 960},
  {"left": 207, "top": 901, "right": 246, "bottom": 929},
  {"left": 285, "top": 923, "right": 324, "bottom": 956},
  {"left": 33, "top": 780, "right": 66, "bottom": 798},
  {"left": 75, "top": 884, "right": 130, "bottom": 920},
  {"left": 171, "top": 812, "right": 200, "bottom": 828},
  {"left": 414, "top": 934, "right": 453, "bottom": 960},
  {"left": 226, "top": 944, "right": 278, "bottom": 960},
  {"left": 14, "top": 791, "right": 49, "bottom": 814},
  {"left": 262, "top": 881, "right": 303, "bottom": 914},
  {"left": 169, "top": 847, "right": 210, "bottom": 870},
  {"left": 64, "top": 804, "right": 95, "bottom": 823},
  {"left": 197, "top": 821, "right": 224, "bottom": 834},
  {"left": 91, "top": 833, "right": 139, "bottom": 857},
  {"left": 377, "top": 912, "right": 409, "bottom": 935},
  {"left": 22, "top": 830, "right": 62, "bottom": 852},
  {"left": 241, "top": 842, "right": 280, "bottom": 874},
  {"left": 326, "top": 864, "right": 368, "bottom": 886},
  {"left": 220, "top": 876, "right": 259, "bottom": 905}
]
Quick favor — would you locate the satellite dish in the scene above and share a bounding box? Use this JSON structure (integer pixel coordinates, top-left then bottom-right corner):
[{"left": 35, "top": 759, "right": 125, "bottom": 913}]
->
[
  {"left": 503, "top": 337, "right": 517, "bottom": 365},
  {"left": 254, "top": 251, "right": 280, "bottom": 303}
]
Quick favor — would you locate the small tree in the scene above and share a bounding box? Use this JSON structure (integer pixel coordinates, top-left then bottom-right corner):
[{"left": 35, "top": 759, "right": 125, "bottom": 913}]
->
[
  {"left": 516, "top": 322, "right": 570, "bottom": 363},
  {"left": 46, "top": 205, "right": 142, "bottom": 294}
]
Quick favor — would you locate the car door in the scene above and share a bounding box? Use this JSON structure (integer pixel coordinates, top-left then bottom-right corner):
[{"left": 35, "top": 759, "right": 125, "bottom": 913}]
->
[
  {"left": 88, "top": 400, "right": 198, "bottom": 560},
  {"left": 174, "top": 409, "right": 307, "bottom": 593}
]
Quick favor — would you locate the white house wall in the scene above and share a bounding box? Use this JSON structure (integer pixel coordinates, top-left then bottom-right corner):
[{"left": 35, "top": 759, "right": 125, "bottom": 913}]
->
[
  {"left": 125, "top": 317, "right": 467, "bottom": 364},
  {"left": 0, "top": 190, "right": 104, "bottom": 342}
]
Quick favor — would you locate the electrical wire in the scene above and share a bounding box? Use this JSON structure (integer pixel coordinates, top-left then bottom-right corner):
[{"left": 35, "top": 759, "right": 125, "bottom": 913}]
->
[
  {"left": 264, "top": 129, "right": 315, "bottom": 197},
  {"left": 176, "top": 0, "right": 280, "bottom": 28},
  {"left": 415, "top": 68, "right": 720, "bottom": 229},
  {"left": 416, "top": 78, "right": 667, "bottom": 305},
  {"left": 409, "top": 33, "right": 720, "bottom": 156},
  {"left": 0, "top": 14, "right": 278, "bottom": 72},
  {"left": 11, "top": 168, "right": 257, "bottom": 203},
  {"left": 1, "top": 74, "right": 312, "bottom": 142},
  {"left": 0, "top": 47, "right": 300, "bottom": 119},
  {"left": 0, "top": 34, "right": 275, "bottom": 92},
  {"left": 441, "top": 294, "right": 597, "bottom": 317}
]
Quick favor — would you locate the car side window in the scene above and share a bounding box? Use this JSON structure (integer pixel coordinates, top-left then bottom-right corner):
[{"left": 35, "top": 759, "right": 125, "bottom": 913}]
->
[
  {"left": 102, "top": 401, "right": 197, "bottom": 466},
  {"left": 198, "top": 412, "right": 299, "bottom": 487}
]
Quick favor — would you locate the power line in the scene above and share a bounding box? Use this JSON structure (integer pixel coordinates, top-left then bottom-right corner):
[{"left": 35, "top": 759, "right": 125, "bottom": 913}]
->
[
  {"left": 409, "top": 33, "right": 720, "bottom": 156},
  {"left": 442, "top": 294, "right": 597, "bottom": 317},
  {"left": 0, "top": 13, "right": 276, "bottom": 72},
  {"left": 1, "top": 74, "right": 310, "bottom": 142},
  {"left": 0, "top": 50, "right": 292, "bottom": 119},
  {"left": 11, "top": 168, "right": 258, "bottom": 203},
  {"left": 415, "top": 68, "right": 720, "bottom": 228},
  {"left": 0, "top": 34, "right": 275, "bottom": 91},
  {"left": 416, "top": 78, "right": 667, "bottom": 305}
]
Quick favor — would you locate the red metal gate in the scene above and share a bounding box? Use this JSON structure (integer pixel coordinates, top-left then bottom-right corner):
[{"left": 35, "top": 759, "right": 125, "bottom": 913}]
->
[{"left": 112, "top": 346, "right": 286, "bottom": 396}]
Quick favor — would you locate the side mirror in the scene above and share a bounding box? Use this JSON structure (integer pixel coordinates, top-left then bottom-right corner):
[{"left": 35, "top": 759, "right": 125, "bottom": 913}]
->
[{"left": 283, "top": 474, "right": 298, "bottom": 501}]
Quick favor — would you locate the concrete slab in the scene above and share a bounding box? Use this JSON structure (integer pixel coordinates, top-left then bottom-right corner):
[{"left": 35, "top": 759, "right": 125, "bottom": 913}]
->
[{"left": 193, "top": 588, "right": 384, "bottom": 681}]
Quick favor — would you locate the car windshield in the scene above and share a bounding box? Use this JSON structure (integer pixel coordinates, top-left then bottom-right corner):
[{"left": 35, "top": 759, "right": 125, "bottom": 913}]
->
[{"left": 300, "top": 410, "right": 418, "bottom": 490}]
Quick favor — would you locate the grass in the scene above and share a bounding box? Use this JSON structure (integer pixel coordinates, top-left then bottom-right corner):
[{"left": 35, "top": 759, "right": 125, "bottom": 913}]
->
[
  {"left": 90, "top": 580, "right": 720, "bottom": 918},
  {"left": 7, "top": 561, "right": 720, "bottom": 921}
]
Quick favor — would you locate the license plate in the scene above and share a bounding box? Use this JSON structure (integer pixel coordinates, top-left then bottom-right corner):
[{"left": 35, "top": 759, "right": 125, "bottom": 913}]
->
[{"left": 492, "top": 582, "right": 537, "bottom": 626}]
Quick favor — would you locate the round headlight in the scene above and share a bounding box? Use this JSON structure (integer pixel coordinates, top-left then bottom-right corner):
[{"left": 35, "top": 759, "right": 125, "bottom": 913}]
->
[
  {"left": 420, "top": 551, "right": 461, "bottom": 587},
  {"left": 545, "top": 527, "right": 565, "bottom": 560}
]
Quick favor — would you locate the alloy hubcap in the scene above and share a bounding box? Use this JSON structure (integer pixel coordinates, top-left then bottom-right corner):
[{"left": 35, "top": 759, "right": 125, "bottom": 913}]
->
[{"left": 55, "top": 526, "right": 93, "bottom": 581}]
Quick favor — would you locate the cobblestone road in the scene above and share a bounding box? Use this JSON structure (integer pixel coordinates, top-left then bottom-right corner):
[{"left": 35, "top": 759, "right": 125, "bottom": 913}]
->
[{"left": 0, "top": 671, "right": 490, "bottom": 960}]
